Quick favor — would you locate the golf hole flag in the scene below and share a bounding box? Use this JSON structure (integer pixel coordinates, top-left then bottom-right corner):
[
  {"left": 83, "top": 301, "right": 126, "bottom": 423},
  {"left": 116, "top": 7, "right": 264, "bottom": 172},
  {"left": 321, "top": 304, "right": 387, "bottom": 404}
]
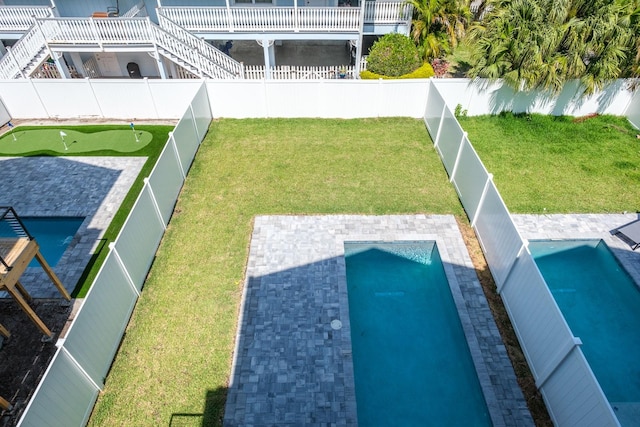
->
[
  {"left": 59, "top": 131, "right": 67, "bottom": 138},
  {"left": 60, "top": 131, "right": 68, "bottom": 150}
]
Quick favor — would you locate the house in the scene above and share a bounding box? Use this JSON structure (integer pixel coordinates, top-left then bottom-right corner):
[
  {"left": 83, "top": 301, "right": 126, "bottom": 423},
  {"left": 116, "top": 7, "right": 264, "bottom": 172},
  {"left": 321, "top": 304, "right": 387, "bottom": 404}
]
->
[{"left": 0, "top": 0, "right": 412, "bottom": 79}]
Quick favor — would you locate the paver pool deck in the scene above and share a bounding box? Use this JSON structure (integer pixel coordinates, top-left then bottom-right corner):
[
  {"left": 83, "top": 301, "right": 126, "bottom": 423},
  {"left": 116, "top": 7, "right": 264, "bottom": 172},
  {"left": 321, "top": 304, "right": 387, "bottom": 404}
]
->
[
  {"left": 512, "top": 213, "right": 640, "bottom": 286},
  {"left": 0, "top": 156, "right": 145, "bottom": 298},
  {"left": 224, "top": 214, "right": 534, "bottom": 427}
]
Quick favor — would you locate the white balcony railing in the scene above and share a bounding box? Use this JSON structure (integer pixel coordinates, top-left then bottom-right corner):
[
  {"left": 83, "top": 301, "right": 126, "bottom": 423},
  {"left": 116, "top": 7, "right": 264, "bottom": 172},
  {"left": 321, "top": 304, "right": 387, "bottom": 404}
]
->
[
  {"left": 159, "top": 1, "right": 411, "bottom": 33},
  {"left": 363, "top": 1, "right": 412, "bottom": 23},
  {"left": 0, "top": 6, "right": 53, "bottom": 32}
]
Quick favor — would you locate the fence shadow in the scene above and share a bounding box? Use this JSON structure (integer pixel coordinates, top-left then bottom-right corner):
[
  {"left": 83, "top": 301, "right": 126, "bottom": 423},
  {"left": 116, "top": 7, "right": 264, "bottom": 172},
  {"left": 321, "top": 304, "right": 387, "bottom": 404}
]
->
[{"left": 169, "top": 387, "right": 227, "bottom": 427}]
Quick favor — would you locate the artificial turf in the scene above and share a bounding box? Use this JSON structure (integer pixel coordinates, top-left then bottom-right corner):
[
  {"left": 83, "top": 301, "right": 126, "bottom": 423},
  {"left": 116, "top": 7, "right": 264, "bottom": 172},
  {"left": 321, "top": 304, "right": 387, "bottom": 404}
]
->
[{"left": 0, "top": 125, "right": 152, "bottom": 155}]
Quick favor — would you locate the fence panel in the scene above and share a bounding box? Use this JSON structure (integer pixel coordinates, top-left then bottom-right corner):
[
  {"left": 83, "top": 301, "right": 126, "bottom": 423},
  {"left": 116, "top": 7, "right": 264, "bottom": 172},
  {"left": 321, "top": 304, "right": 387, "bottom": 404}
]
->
[
  {"left": 500, "top": 252, "right": 576, "bottom": 379},
  {"left": 112, "top": 186, "right": 166, "bottom": 290},
  {"left": 190, "top": 82, "right": 212, "bottom": 141},
  {"left": 541, "top": 349, "right": 619, "bottom": 426},
  {"left": 452, "top": 139, "right": 491, "bottom": 221},
  {"left": 472, "top": 184, "right": 523, "bottom": 286},
  {"left": 172, "top": 107, "right": 200, "bottom": 173},
  {"left": 60, "top": 252, "right": 139, "bottom": 386},
  {"left": 17, "top": 350, "right": 99, "bottom": 427},
  {"left": 436, "top": 106, "right": 465, "bottom": 174},
  {"left": 423, "top": 83, "right": 444, "bottom": 136},
  {"left": 148, "top": 142, "right": 185, "bottom": 225}
]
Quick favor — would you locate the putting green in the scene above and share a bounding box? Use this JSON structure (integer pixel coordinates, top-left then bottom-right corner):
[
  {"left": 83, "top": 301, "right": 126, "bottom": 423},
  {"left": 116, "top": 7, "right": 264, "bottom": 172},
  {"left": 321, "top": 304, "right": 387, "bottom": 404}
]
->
[{"left": 0, "top": 128, "right": 152, "bottom": 154}]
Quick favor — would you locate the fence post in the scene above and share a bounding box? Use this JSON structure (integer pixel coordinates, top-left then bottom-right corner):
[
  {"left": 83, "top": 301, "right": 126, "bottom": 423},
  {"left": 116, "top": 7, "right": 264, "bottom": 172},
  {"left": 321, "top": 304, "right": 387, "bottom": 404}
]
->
[
  {"left": 108, "top": 243, "right": 141, "bottom": 297},
  {"left": 535, "top": 336, "right": 583, "bottom": 389},
  {"left": 433, "top": 103, "right": 446, "bottom": 148},
  {"left": 85, "top": 77, "right": 105, "bottom": 117},
  {"left": 60, "top": 347, "right": 105, "bottom": 390},
  {"left": 449, "top": 131, "right": 467, "bottom": 183},
  {"left": 471, "top": 173, "right": 493, "bottom": 228},
  {"left": 170, "top": 131, "right": 187, "bottom": 179},
  {"left": 145, "top": 77, "right": 160, "bottom": 118},
  {"left": 495, "top": 242, "right": 526, "bottom": 294},
  {"left": 189, "top": 103, "right": 201, "bottom": 141},
  {"left": 144, "top": 178, "right": 168, "bottom": 230}
]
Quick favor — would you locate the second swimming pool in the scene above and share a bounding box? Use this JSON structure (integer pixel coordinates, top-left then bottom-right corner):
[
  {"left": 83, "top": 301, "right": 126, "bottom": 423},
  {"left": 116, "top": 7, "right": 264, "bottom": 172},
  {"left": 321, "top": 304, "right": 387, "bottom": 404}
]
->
[
  {"left": 530, "top": 239, "right": 640, "bottom": 424},
  {"left": 344, "top": 241, "right": 491, "bottom": 426},
  {"left": 0, "top": 217, "right": 85, "bottom": 267}
]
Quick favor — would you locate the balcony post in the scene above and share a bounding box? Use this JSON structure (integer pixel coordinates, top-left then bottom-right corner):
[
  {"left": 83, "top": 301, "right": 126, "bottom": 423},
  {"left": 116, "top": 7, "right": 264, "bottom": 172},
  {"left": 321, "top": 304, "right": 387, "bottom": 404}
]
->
[
  {"left": 354, "top": 0, "right": 366, "bottom": 76},
  {"left": 225, "top": 0, "right": 234, "bottom": 32}
]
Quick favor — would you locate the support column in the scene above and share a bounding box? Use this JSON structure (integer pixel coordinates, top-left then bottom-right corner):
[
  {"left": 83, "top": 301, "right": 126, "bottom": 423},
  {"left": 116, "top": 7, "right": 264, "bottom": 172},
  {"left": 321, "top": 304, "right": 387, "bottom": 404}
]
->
[
  {"left": 355, "top": 0, "right": 366, "bottom": 75},
  {"left": 260, "top": 39, "right": 275, "bottom": 79},
  {"left": 154, "top": 53, "right": 168, "bottom": 79},
  {"left": 51, "top": 51, "right": 71, "bottom": 79},
  {"left": 69, "top": 52, "right": 86, "bottom": 77}
]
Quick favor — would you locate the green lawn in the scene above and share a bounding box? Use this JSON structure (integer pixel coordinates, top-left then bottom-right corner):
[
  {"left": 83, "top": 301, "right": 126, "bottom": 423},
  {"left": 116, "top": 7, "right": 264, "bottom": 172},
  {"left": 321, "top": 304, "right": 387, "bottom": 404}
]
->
[
  {"left": 457, "top": 113, "right": 640, "bottom": 213},
  {"left": 88, "top": 118, "right": 465, "bottom": 426}
]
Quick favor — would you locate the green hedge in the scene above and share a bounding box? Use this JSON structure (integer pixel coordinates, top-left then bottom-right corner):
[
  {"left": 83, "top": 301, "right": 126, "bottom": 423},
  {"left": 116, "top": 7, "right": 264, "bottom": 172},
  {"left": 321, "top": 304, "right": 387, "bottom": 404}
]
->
[
  {"left": 366, "top": 33, "right": 422, "bottom": 77},
  {"left": 360, "top": 62, "right": 436, "bottom": 79}
]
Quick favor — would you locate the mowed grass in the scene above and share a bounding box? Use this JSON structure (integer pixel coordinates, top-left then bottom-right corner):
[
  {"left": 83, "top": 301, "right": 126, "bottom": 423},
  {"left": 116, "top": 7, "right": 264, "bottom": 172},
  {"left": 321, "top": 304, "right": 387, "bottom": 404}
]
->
[
  {"left": 458, "top": 113, "right": 640, "bottom": 213},
  {"left": 88, "top": 118, "right": 465, "bottom": 426}
]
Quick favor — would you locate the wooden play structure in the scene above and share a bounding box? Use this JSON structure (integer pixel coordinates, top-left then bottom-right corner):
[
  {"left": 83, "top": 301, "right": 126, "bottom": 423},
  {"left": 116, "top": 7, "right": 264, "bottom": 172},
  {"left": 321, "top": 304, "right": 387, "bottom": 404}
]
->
[{"left": 0, "top": 207, "right": 70, "bottom": 338}]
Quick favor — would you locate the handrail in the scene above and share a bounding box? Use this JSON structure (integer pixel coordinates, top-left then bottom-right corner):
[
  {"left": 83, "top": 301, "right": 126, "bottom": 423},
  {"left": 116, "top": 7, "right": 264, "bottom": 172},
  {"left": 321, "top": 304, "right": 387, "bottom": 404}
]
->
[
  {"left": 156, "top": 15, "right": 242, "bottom": 78},
  {"left": 158, "top": 5, "right": 365, "bottom": 32},
  {"left": 363, "top": 1, "right": 412, "bottom": 23},
  {"left": 0, "top": 6, "right": 53, "bottom": 32},
  {"left": 0, "top": 24, "right": 46, "bottom": 79},
  {"left": 0, "top": 207, "right": 32, "bottom": 239},
  {"left": 122, "top": 1, "right": 146, "bottom": 18}
]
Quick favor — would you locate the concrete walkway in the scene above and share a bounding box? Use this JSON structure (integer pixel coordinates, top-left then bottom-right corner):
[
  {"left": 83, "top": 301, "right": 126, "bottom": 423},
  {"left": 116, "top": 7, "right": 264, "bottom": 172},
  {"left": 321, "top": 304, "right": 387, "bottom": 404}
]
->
[{"left": 224, "top": 214, "right": 533, "bottom": 426}]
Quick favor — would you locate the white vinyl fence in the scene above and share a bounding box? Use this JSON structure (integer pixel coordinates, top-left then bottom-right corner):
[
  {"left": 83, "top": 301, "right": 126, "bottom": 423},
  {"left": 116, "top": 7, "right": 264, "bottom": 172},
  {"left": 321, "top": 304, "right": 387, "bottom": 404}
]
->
[
  {"left": 1, "top": 77, "right": 639, "bottom": 426},
  {"left": 424, "top": 83, "right": 620, "bottom": 427},
  {"left": 16, "top": 82, "right": 212, "bottom": 427},
  {"left": 431, "top": 78, "right": 634, "bottom": 117}
]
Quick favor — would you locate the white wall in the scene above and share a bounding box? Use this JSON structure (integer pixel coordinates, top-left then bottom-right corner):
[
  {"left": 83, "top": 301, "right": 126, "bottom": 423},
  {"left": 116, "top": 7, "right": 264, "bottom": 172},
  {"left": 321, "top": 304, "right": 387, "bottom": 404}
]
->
[
  {"left": 0, "top": 79, "right": 203, "bottom": 119},
  {"left": 625, "top": 88, "right": 640, "bottom": 129},
  {"left": 0, "top": 95, "right": 10, "bottom": 126},
  {"left": 0, "top": 77, "right": 637, "bottom": 121},
  {"left": 432, "top": 78, "right": 634, "bottom": 117},
  {"left": 206, "top": 79, "right": 431, "bottom": 118}
]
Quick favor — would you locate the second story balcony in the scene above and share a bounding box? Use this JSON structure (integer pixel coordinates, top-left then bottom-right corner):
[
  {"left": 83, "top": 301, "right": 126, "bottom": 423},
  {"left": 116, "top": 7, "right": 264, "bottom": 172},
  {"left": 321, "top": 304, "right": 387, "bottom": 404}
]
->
[
  {"left": 0, "top": 5, "right": 54, "bottom": 37},
  {"left": 158, "top": 0, "right": 412, "bottom": 37}
]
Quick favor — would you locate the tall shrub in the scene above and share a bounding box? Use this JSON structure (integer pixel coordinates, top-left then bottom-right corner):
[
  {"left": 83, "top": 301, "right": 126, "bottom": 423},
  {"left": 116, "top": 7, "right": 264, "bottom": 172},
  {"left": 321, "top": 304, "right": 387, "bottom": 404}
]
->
[{"left": 366, "top": 34, "right": 422, "bottom": 77}]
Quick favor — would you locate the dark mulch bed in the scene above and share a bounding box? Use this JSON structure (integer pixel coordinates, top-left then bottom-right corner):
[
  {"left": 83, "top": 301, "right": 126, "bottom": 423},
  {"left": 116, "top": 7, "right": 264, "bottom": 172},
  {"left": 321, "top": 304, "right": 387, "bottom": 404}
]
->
[{"left": 0, "top": 299, "right": 73, "bottom": 427}]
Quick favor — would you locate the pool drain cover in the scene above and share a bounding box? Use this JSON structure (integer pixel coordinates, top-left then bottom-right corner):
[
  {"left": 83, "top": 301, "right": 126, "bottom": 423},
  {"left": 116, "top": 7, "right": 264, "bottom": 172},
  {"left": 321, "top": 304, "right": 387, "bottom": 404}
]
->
[{"left": 331, "top": 319, "right": 342, "bottom": 330}]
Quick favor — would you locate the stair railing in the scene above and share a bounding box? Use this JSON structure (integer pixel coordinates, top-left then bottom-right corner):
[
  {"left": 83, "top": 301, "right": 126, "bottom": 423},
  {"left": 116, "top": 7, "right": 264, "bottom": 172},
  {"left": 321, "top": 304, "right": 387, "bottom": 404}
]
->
[
  {"left": 0, "top": 24, "right": 46, "bottom": 79},
  {"left": 156, "top": 14, "right": 242, "bottom": 78}
]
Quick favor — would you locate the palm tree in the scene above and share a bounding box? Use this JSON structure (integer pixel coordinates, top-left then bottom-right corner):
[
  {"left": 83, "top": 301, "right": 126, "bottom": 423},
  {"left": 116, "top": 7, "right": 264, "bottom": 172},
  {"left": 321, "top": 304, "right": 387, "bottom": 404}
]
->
[
  {"left": 468, "top": 0, "right": 639, "bottom": 94},
  {"left": 404, "top": 0, "right": 472, "bottom": 60}
]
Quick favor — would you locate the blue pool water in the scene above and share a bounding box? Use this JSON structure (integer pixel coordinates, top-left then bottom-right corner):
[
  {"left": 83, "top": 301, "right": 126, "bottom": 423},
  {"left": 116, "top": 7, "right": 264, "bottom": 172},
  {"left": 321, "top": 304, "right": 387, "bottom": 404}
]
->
[
  {"left": 0, "top": 217, "right": 84, "bottom": 267},
  {"left": 344, "top": 241, "right": 491, "bottom": 426},
  {"left": 530, "top": 240, "right": 640, "bottom": 405}
]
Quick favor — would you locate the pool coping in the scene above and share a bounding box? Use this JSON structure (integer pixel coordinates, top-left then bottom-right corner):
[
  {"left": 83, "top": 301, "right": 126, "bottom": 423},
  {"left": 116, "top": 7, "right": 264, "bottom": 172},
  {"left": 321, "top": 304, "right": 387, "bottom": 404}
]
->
[
  {"left": 224, "top": 214, "right": 533, "bottom": 426},
  {"left": 512, "top": 213, "right": 640, "bottom": 289}
]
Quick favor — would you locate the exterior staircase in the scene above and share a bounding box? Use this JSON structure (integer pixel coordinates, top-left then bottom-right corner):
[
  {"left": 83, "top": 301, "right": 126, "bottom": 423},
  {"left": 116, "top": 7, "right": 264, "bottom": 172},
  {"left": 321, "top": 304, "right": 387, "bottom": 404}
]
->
[{"left": 0, "top": 16, "right": 243, "bottom": 80}]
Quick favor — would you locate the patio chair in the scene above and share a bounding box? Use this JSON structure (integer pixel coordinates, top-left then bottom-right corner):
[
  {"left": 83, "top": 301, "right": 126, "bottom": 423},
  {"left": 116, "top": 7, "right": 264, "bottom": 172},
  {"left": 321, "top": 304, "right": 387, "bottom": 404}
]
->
[{"left": 615, "top": 220, "right": 640, "bottom": 250}]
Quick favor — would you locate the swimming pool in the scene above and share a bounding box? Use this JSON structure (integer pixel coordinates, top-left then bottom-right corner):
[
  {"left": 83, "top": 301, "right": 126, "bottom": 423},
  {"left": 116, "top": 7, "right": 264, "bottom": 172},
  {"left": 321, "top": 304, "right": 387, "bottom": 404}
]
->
[
  {"left": 530, "top": 239, "right": 640, "bottom": 420},
  {"left": 344, "top": 241, "right": 491, "bottom": 426},
  {"left": 0, "top": 217, "right": 84, "bottom": 267}
]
